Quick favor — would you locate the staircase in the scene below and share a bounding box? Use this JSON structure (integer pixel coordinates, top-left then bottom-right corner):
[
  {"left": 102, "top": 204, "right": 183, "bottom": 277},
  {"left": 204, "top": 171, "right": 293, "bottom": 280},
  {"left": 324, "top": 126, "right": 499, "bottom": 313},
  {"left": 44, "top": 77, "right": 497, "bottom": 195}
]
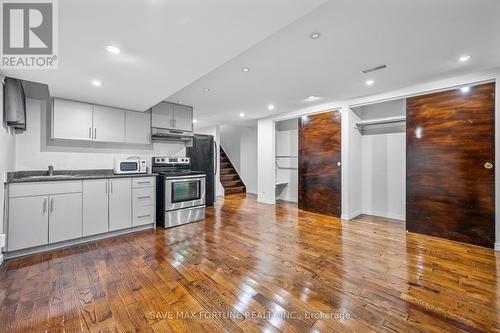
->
[{"left": 220, "top": 147, "right": 246, "bottom": 195}]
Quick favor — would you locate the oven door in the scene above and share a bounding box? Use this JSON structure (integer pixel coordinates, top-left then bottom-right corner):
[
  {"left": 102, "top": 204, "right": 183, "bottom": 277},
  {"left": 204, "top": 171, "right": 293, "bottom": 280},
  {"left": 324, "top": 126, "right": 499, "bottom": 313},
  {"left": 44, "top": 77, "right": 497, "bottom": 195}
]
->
[{"left": 165, "top": 176, "right": 206, "bottom": 211}]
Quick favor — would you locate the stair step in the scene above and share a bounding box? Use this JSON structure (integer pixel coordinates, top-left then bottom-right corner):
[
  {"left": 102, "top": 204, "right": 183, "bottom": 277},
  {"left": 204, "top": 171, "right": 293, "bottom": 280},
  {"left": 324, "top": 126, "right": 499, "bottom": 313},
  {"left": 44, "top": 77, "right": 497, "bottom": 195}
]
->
[
  {"left": 222, "top": 180, "right": 242, "bottom": 187},
  {"left": 220, "top": 168, "right": 235, "bottom": 175},
  {"left": 220, "top": 162, "right": 231, "bottom": 168},
  {"left": 225, "top": 186, "right": 245, "bottom": 195},
  {"left": 221, "top": 174, "right": 238, "bottom": 181},
  {"left": 220, "top": 157, "right": 230, "bottom": 163}
]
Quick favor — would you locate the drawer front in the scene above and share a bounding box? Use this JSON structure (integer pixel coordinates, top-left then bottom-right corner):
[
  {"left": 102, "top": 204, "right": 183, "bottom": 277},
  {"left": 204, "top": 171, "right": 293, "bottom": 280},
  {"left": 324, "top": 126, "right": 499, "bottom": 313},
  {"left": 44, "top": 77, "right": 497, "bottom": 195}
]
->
[
  {"left": 9, "top": 181, "right": 83, "bottom": 198},
  {"left": 133, "top": 187, "right": 155, "bottom": 207},
  {"left": 133, "top": 205, "right": 155, "bottom": 226},
  {"left": 132, "top": 177, "right": 155, "bottom": 188}
]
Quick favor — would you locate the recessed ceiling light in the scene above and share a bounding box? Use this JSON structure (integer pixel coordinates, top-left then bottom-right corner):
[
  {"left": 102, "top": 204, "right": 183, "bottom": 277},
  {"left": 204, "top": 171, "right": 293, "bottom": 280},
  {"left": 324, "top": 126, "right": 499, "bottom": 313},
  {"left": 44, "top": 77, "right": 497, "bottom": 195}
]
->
[
  {"left": 241, "top": 68, "right": 250, "bottom": 72},
  {"left": 192, "top": 119, "right": 198, "bottom": 124},
  {"left": 91, "top": 80, "right": 102, "bottom": 86},
  {"left": 268, "top": 104, "right": 275, "bottom": 111},
  {"left": 203, "top": 88, "right": 210, "bottom": 92},
  {"left": 460, "top": 86, "right": 470, "bottom": 93},
  {"left": 310, "top": 32, "right": 321, "bottom": 39},
  {"left": 105, "top": 45, "right": 121, "bottom": 54},
  {"left": 239, "top": 112, "right": 245, "bottom": 118},
  {"left": 306, "top": 95, "right": 320, "bottom": 102},
  {"left": 458, "top": 55, "right": 471, "bottom": 62},
  {"left": 365, "top": 79, "right": 374, "bottom": 86}
]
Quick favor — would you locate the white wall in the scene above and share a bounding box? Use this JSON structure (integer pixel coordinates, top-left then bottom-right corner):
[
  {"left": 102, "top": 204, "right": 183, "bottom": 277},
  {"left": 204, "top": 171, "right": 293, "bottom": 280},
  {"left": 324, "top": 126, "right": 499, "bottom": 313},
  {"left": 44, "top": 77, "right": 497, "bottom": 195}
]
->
[
  {"left": 275, "top": 119, "right": 298, "bottom": 202},
  {"left": 0, "top": 78, "right": 17, "bottom": 252},
  {"left": 220, "top": 124, "right": 258, "bottom": 194},
  {"left": 240, "top": 126, "right": 258, "bottom": 194},
  {"left": 257, "top": 118, "right": 275, "bottom": 204},
  {"left": 15, "top": 99, "right": 185, "bottom": 171},
  {"left": 362, "top": 133, "right": 405, "bottom": 221}
]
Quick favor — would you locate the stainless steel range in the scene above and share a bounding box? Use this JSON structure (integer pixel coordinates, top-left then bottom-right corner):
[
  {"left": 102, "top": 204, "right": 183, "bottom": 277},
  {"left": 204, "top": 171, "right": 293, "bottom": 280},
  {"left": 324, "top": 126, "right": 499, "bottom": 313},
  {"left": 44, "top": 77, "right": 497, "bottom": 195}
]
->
[{"left": 153, "top": 157, "right": 206, "bottom": 228}]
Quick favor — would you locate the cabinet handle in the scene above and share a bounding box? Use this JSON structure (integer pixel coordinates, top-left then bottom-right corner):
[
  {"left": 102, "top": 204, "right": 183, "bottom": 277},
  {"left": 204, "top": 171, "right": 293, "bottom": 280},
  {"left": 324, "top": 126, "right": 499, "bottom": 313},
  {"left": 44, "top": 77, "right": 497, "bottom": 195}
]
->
[
  {"left": 137, "top": 214, "right": 151, "bottom": 219},
  {"left": 88, "top": 128, "right": 92, "bottom": 139},
  {"left": 173, "top": 119, "right": 176, "bottom": 128},
  {"left": 50, "top": 198, "right": 54, "bottom": 213},
  {"left": 137, "top": 196, "right": 151, "bottom": 199},
  {"left": 94, "top": 128, "right": 97, "bottom": 139},
  {"left": 43, "top": 199, "right": 47, "bottom": 214},
  {"left": 137, "top": 181, "right": 150, "bottom": 184}
]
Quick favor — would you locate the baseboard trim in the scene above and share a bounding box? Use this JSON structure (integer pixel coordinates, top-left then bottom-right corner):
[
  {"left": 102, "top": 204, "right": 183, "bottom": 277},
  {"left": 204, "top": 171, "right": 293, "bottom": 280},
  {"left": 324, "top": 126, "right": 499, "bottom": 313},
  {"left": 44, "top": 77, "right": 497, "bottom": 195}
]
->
[
  {"left": 495, "top": 243, "right": 500, "bottom": 252},
  {"left": 361, "top": 210, "right": 405, "bottom": 222},
  {"left": 342, "top": 210, "right": 362, "bottom": 220},
  {"left": 257, "top": 196, "right": 275, "bottom": 205}
]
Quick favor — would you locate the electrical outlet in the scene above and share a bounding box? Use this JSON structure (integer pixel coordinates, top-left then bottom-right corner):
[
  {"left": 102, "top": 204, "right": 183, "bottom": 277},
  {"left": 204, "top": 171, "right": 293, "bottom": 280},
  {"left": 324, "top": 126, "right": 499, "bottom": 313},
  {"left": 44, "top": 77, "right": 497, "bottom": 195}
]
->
[{"left": 0, "top": 234, "right": 5, "bottom": 248}]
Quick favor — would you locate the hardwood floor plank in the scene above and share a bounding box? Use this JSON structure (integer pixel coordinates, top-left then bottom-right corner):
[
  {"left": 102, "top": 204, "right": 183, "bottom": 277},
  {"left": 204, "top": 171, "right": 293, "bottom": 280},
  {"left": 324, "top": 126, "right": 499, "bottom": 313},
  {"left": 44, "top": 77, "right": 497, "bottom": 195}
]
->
[{"left": 1, "top": 193, "right": 499, "bottom": 332}]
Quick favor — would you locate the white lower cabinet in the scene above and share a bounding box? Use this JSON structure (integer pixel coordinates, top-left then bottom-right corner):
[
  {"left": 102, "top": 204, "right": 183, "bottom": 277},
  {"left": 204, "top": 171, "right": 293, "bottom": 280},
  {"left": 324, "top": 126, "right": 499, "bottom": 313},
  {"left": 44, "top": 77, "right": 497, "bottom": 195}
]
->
[
  {"left": 83, "top": 179, "right": 109, "bottom": 236},
  {"left": 132, "top": 177, "right": 156, "bottom": 226},
  {"left": 8, "top": 196, "right": 49, "bottom": 251},
  {"left": 8, "top": 176, "right": 155, "bottom": 253},
  {"left": 109, "top": 178, "right": 132, "bottom": 231},
  {"left": 49, "top": 193, "right": 83, "bottom": 243}
]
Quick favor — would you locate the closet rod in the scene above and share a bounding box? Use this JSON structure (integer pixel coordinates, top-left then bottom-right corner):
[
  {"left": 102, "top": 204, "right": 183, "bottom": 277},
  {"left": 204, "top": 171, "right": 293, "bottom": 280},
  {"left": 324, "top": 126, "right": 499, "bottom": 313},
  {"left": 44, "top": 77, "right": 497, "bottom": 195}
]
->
[{"left": 353, "top": 115, "right": 406, "bottom": 129}]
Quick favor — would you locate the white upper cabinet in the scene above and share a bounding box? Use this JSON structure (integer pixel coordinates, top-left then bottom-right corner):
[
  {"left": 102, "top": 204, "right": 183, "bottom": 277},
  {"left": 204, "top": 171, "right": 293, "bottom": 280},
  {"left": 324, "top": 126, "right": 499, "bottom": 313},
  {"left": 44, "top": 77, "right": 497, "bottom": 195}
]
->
[
  {"left": 126, "top": 111, "right": 151, "bottom": 144},
  {"left": 152, "top": 102, "right": 174, "bottom": 129},
  {"left": 151, "top": 101, "right": 193, "bottom": 132},
  {"left": 52, "top": 99, "right": 93, "bottom": 140},
  {"left": 173, "top": 104, "right": 193, "bottom": 132},
  {"left": 93, "top": 105, "right": 126, "bottom": 142}
]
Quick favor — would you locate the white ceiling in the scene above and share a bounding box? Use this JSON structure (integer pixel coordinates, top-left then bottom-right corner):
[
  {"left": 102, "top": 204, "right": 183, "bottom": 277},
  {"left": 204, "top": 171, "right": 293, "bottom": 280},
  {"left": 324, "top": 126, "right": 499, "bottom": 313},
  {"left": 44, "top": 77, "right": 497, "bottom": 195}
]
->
[
  {"left": 166, "top": 0, "right": 500, "bottom": 129},
  {"left": 1, "top": 0, "right": 326, "bottom": 111}
]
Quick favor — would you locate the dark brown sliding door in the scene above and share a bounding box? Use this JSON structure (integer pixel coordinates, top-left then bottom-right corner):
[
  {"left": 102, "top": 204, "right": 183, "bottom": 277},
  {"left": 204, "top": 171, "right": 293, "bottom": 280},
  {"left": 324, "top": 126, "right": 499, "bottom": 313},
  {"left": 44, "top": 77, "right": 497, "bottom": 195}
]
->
[
  {"left": 406, "top": 82, "right": 495, "bottom": 248},
  {"left": 299, "top": 111, "right": 341, "bottom": 217}
]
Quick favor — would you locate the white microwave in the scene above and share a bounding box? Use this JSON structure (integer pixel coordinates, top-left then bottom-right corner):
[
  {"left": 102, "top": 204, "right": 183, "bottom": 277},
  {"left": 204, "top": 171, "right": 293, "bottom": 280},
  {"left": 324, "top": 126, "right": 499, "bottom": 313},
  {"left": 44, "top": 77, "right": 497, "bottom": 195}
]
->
[{"left": 114, "top": 159, "right": 147, "bottom": 174}]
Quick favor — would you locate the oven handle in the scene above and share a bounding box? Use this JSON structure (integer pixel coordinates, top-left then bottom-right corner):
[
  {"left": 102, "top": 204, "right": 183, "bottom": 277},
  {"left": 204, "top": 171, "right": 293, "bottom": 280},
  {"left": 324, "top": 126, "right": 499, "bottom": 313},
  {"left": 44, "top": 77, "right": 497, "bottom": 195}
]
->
[
  {"left": 169, "top": 177, "right": 205, "bottom": 183},
  {"left": 165, "top": 175, "right": 206, "bottom": 180}
]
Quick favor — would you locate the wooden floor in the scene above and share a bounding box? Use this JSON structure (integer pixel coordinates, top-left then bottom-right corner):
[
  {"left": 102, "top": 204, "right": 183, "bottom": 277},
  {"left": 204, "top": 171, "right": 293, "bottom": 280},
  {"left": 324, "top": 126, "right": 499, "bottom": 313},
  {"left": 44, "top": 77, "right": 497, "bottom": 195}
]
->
[{"left": 1, "top": 194, "right": 499, "bottom": 332}]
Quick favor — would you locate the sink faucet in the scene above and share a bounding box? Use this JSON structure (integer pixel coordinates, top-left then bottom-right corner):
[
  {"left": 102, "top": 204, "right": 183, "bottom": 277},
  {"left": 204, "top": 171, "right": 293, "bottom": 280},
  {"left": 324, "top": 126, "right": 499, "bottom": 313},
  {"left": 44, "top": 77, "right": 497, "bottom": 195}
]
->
[{"left": 48, "top": 165, "right": 54, "bottom": 176}]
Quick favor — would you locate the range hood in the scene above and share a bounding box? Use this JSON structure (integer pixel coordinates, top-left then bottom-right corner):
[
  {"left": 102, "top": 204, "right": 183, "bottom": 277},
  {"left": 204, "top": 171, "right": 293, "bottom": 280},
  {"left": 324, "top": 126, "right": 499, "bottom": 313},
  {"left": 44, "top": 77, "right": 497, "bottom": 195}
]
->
[
  {"left": 151, "top": 101, "right": 194, "bottom": 145},
  {"left": 151, "top": 127, "right": 194, "bottom": 142}
]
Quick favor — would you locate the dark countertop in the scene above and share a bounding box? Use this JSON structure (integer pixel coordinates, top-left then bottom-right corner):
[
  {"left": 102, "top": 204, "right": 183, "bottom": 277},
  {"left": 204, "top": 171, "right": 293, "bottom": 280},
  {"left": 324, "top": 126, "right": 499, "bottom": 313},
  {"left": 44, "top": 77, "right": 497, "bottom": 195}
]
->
[{"left": 7, "top": 169, "right": 158, "bottom": 184}]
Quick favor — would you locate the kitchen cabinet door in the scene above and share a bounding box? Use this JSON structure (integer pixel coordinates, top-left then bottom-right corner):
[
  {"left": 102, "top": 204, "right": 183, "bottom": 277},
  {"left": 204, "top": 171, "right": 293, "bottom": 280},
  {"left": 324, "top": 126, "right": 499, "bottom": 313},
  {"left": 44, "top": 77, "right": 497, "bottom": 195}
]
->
[
  {"left": 126, "top": 111, "right": 151, "bottom": 144},
  {"left": 8, "top": 196, "right": 49, "bottom": 251},
  {"left": 173, "top": 104, "right": 193, "bottom": 132},
  {"left": 83, "top": 179, "right": 109, "bottom": 237},
  {"left": 93, "top": 105, "right": 126, "bottom": 142},
  {"left": 48, "top": 193, "right": 83, "bottom": 243},
  {"left": 52, "top": 98, "right": 93, "bottom": 141},
  {"left": 152, "top": 102, "right": 174, "bottom": 129},
  {"left": 109, "top": 178, "right": 132, "bottom": 231}
]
